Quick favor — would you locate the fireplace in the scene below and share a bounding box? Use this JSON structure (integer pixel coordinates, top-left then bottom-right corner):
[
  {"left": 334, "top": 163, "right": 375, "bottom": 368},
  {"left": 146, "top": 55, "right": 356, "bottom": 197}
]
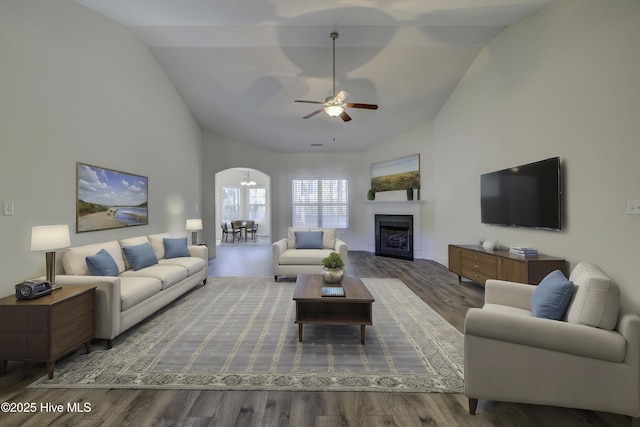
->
[{"left": 375, "top": 214, "right": 413, "bottom": 260}]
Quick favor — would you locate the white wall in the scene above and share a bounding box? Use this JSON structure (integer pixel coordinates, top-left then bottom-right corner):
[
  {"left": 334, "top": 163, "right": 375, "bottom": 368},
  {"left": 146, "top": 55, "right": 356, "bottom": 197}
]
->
[
  {"left": 202, "top": 123, "right": 433, "bottom": 255},
  {"left": 0, "top": 0, "right": 203, "bottom": 297},
  {"left": 433, "top": 0, "right": 640, "bottom": 309},
  {"left": 202, "top": 133, "right": 279, "bottom": 256}
]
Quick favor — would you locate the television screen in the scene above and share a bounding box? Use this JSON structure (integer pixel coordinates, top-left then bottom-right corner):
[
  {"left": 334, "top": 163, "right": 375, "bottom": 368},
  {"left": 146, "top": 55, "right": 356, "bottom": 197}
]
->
[{"left": 481, "top": 157, "right": 561, "bottom": 230}]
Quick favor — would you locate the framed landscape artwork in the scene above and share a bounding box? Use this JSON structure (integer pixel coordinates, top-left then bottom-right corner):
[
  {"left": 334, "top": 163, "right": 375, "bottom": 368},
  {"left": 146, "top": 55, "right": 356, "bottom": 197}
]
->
[
  {"left": 76, "top": 162, "right": 148, "bottom": 233},
  {"left": 371, "top": 154, "right": 420, "bottom": 192}
]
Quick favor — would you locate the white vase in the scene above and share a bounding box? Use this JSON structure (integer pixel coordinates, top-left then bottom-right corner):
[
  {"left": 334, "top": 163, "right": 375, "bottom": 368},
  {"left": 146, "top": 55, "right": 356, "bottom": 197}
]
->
[{"left": 482, "top": 240, "right": 497, "bottom": 251}]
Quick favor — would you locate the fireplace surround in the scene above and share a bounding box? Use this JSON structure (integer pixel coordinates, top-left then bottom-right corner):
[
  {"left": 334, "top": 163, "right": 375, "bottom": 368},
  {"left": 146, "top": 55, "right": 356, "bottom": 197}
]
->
[{"left": 375, "top": 214, "right": 414, "bottom": 260}]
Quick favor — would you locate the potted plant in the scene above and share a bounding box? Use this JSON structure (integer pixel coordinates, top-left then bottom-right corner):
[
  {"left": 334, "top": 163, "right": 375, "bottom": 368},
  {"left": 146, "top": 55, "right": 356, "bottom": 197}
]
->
[
  {"left": 321, "top": 252, "right": 345, "bottom": 284},
  {"left": 367, "top": 189, "right": 376, "bottom": 201}
]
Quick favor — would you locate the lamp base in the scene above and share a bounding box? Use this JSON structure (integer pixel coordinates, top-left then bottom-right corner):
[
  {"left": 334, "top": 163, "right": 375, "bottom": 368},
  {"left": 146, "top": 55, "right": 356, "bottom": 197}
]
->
[{"left": 45, "top": 251, "right": 62, "bottom": 290}]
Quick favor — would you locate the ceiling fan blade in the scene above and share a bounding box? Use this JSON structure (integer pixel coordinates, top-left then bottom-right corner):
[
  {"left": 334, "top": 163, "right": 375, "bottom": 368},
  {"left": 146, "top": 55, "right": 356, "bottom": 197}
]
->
[
  {"left": 345, "top": 103, "right": 379, "bottom": 110},
  {"left": 295, "top": 100, "right": 325, "bottom": 105},
  {"left": 303, "top": 109, "right": 324, "bottom": 119},
  {"left": 335, "top": 90, "right": 351, "bottom": 103},
  {"left": 339, "top": 111, "right": 352, "bottom": 122}
]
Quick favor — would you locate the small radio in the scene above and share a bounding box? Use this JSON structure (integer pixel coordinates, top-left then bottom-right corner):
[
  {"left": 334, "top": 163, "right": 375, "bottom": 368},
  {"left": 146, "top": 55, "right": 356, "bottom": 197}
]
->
[{"left": 15, "top": 280, "right": 53, "bottom": 300}]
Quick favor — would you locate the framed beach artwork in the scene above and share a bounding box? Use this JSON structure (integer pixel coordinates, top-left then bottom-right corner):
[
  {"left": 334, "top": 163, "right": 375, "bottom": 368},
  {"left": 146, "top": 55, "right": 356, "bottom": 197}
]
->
[
  {"left": 371, "top": 154, "right": 420, "bottom": 192},
  {"left": 76, "top": 162, "right": 148, "bottom": 233}
]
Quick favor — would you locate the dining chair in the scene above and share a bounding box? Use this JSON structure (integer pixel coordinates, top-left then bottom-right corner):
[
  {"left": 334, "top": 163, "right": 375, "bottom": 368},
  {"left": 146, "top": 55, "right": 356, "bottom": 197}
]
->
[
  {"left": 221, "top": 222, "right": 237, "bottom": 243},
  {"left": 220, "top": 224, "right": 230, "bottom": 243},
  {"left": 231, "top": 220, "right": 244, "bottom": 242},
  {"left": 245, "top": 220, "right": 258, "bottom": 241}
]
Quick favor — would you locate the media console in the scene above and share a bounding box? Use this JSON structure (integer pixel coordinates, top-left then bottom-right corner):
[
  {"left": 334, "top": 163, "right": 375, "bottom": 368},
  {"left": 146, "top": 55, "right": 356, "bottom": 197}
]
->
[{"left": 448, "top": 244, "right": 567, "bottom": 285}]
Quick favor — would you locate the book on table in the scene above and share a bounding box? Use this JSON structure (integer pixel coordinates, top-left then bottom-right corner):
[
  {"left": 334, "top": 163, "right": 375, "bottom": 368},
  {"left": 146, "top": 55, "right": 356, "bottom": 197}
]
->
[
  {"left": 321, "top": 287, "right": 345, "bottom": 297},
  {"left": 509, "top": 247, "right": 539, "bottom": 257}
]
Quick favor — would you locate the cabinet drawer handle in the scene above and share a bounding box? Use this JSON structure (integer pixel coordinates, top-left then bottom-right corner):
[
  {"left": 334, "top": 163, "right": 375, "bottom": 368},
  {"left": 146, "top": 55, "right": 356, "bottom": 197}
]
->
[{"left": 474, "top": 264, "right": 479, "bottom": 268}]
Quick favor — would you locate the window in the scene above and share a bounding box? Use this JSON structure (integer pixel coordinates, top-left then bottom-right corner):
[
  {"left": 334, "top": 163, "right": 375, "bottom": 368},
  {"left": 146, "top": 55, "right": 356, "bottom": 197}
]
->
[
  {"left": 248, "top": 187, "right": 266, "bottom": 222},
  {"left": 222, "top": 186, "right": 240, "bottom": 222},
  {"left": 292, "top": 178, "right": 349, "bottom": 228}
]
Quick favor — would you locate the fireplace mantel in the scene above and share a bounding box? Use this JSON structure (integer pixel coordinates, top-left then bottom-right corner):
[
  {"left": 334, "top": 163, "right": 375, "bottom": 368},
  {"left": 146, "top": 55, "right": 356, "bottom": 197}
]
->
[{"left": 365, "top": 200, "right": 425, "bottom": 258}]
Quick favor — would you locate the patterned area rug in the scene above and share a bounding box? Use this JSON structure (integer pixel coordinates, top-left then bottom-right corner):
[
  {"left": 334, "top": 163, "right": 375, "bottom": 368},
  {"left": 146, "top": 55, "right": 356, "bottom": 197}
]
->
[{"left": 29, "top": 277, "right": 464, "bottom": 392}]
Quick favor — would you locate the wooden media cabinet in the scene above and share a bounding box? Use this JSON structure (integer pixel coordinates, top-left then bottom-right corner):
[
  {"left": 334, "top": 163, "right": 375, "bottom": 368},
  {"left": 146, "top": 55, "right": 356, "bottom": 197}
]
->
[{"left": 448, "top": 244, "right": 567, "bottom": 285}]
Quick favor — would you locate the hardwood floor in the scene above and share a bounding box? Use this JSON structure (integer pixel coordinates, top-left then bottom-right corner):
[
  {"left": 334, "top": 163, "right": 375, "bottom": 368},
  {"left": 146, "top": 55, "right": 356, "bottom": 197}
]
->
[{"left": 0, "top": 248, "right": 631, "bottom": 426}]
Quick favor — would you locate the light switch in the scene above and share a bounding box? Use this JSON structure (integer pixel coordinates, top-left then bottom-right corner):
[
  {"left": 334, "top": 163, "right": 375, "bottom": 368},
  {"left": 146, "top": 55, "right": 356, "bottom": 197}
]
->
[
  {"left": 3, "top": 201, "right": 14, "bottom": 216},
  {"left": 628, "top": 200, "right": 640, "bottom": 215}
]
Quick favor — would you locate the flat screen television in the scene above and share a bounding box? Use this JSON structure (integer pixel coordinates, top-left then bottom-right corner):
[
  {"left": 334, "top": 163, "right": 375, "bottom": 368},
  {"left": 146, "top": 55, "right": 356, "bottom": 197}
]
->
[{"left": 480, "top": 157, "right": 562, "bottom": 230}]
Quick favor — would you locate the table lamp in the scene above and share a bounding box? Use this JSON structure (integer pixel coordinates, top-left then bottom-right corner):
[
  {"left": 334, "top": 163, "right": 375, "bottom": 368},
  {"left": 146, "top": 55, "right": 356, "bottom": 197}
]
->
[
  {"left": 186, "top": 219, "right": 203, "bottom": 245},
  {"left": 30, "top": 224, "right": 71, "bottom": 289}
]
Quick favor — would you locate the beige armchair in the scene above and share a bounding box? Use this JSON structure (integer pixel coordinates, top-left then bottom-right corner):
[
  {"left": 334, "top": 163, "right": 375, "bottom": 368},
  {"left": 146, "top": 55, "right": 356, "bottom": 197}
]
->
[
  {"left": 464, "top": 262, "right": 640, "bottom": 420},
  {"left": 272, "top": 227, "right": 348, "bottom": 281}
]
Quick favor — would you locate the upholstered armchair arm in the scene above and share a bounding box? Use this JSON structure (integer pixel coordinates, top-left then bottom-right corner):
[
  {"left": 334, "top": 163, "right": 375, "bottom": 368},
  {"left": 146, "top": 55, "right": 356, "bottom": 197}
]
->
[
  {"left": 335, "top": 239, "right": 348, "bottom": 272},
  {"left": 54, "top": 274, "right": 122, "bottom": 342},
  {"left": 617, "top": 311, "right": 640, "bottom": 366},
  {"left": 484, "top": 279, "right": 536, "bottom": 310},
  {"left": 465, "top": 308, "right": 626, "bottom": 362},
  {"left": 272, "top": 238, "right": 288, "bottom": 275},
  {"left": 272, "top": 238, "right": 288, "bottom": 258}
]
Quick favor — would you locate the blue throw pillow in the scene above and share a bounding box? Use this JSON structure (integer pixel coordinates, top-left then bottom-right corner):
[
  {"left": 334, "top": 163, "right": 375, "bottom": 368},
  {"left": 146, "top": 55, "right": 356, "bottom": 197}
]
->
[
  {"left": 122, "top": 242, "right": 158, "bottom": 271},
  {"left": 295, "top": 231, "right": 324, "bottom": 249},
  {"left": 86, "top": 249, "right": 119, "bottom": 276},
  {"left": 530, "top": 270, "right": 575, "bottom": 320},
  {"left": 164, "top": 237, "right": 191, "bottom": 258}
]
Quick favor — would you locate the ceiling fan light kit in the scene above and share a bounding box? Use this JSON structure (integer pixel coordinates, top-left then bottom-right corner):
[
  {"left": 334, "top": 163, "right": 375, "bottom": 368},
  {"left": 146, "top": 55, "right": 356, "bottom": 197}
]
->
[
  {"left": 325, "top": 105, "right": 344, "bottom": 117},
  {"left": 295, "top": 32, "right": 378, "bottom": 122}
]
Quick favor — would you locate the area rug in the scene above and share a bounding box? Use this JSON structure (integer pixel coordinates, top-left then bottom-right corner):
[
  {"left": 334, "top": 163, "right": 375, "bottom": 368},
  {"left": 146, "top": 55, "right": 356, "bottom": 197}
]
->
[{"left": 29, "top": 277, "right": 464, "bottom": 393}]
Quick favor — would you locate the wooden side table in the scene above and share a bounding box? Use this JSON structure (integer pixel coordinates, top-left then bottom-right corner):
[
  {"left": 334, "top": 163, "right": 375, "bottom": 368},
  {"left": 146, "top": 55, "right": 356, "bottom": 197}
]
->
[{"left": 0, "top": 285, "right": 95, "bottom": 379}]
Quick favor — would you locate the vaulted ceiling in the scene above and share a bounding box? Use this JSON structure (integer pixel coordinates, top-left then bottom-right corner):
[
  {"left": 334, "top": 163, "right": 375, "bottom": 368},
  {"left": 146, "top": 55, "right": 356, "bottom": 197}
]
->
[{"left": 74, "top": 0, "right": 557, "bottom": 152}]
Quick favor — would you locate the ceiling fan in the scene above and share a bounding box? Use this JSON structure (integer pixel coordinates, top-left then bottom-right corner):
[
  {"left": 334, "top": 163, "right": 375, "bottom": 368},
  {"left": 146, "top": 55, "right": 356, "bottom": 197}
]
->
[{"left": 295, "top": 32, "right": 378, "bottom": 122}]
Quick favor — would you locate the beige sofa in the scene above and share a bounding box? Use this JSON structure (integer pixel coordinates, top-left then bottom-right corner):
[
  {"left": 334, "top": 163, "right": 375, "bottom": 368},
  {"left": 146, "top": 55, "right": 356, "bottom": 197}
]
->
[
  {"left": 54, "top": 233, "right": 208, "bottom": 348},
  {"left": 464, "top": 262, "right": 640, "bottom": 419},
  {"left": 272, "top": 227, "right": 348, "bottom": 281}
]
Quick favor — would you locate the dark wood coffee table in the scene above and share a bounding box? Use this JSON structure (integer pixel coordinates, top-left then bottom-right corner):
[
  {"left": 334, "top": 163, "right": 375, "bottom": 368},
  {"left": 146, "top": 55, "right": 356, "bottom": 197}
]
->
[{"left": 292, "top": 274, "right": 375, "bottom": 344}]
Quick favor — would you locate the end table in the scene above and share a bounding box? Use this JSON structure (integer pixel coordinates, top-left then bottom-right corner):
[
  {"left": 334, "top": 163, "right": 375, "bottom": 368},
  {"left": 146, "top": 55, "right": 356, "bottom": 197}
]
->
[{"left": 0, "top": 285, "right": 95, "bottom": 379}]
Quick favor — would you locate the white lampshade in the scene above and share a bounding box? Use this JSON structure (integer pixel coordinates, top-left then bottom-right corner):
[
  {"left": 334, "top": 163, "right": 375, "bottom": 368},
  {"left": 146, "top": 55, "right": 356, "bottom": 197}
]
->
[
  {"left": 325, "top": 105, "right": 344, "bottom": 117},
  {"left": 186, "top": 219, "right": 203, "bottom": 231},
  {"left": 30, "top": 225, "right": 71, "bottom": 251}
]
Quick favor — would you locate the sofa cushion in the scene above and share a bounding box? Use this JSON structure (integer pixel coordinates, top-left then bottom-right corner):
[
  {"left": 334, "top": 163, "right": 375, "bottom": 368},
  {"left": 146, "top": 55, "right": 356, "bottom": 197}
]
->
[
  {"left": 122, "top": 242, "right": 159, "bottom": 271},
  {"left": 120, "top": 264, "right": 188, "bottom": 290},
  {"left": 566, "top": 262, "right": 620, "bottom": 330},
  {"left": 119, "top": 276, "right": 162, "bottom": 311},
  {"left": 294, "top": 231, "right": 324, "bottom": 249},
  {"left": 148, "top": 233, "right": 171, "bottom": 259},
  {"left": 288, "top": 227, "right": 336, "bottom": 249},
  {"left": 164, "top": 237, "right": 191, "bottom": 258},
  {"left": 530, "top": 270, "right": 575, "bottom": 320},
  {"left": 279, "top": 248, "right": 334, "bottom": 265},
  {"left": 86, "top": 249, "right": 119, "bottom": 276},
  {"left": 62, "top": 240, "right": 125, "bottom": 276},
  {"left": 159, "top": 257, "right": 205, "bottom": 276}
]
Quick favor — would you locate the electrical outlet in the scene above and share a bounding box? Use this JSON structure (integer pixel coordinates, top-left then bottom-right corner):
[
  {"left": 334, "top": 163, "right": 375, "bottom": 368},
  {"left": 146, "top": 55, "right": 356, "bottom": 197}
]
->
[
  {"left": 3, "top": 201, "right": 14, "bottom": 216},
  {"left": 628, "top": 200, "right": 640, "bottom": 215}
]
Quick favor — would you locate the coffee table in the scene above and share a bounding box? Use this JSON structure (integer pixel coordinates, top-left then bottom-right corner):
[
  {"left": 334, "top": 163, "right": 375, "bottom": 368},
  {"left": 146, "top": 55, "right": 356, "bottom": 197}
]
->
[{"left": 292, "top": 274, "right": 375, "bottom": 344}]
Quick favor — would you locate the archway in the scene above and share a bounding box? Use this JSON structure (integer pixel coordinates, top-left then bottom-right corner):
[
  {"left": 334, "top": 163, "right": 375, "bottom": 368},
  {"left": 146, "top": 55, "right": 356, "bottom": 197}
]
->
[{"left": 214, "top": 168, "right": 271, "bottom": 245}]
